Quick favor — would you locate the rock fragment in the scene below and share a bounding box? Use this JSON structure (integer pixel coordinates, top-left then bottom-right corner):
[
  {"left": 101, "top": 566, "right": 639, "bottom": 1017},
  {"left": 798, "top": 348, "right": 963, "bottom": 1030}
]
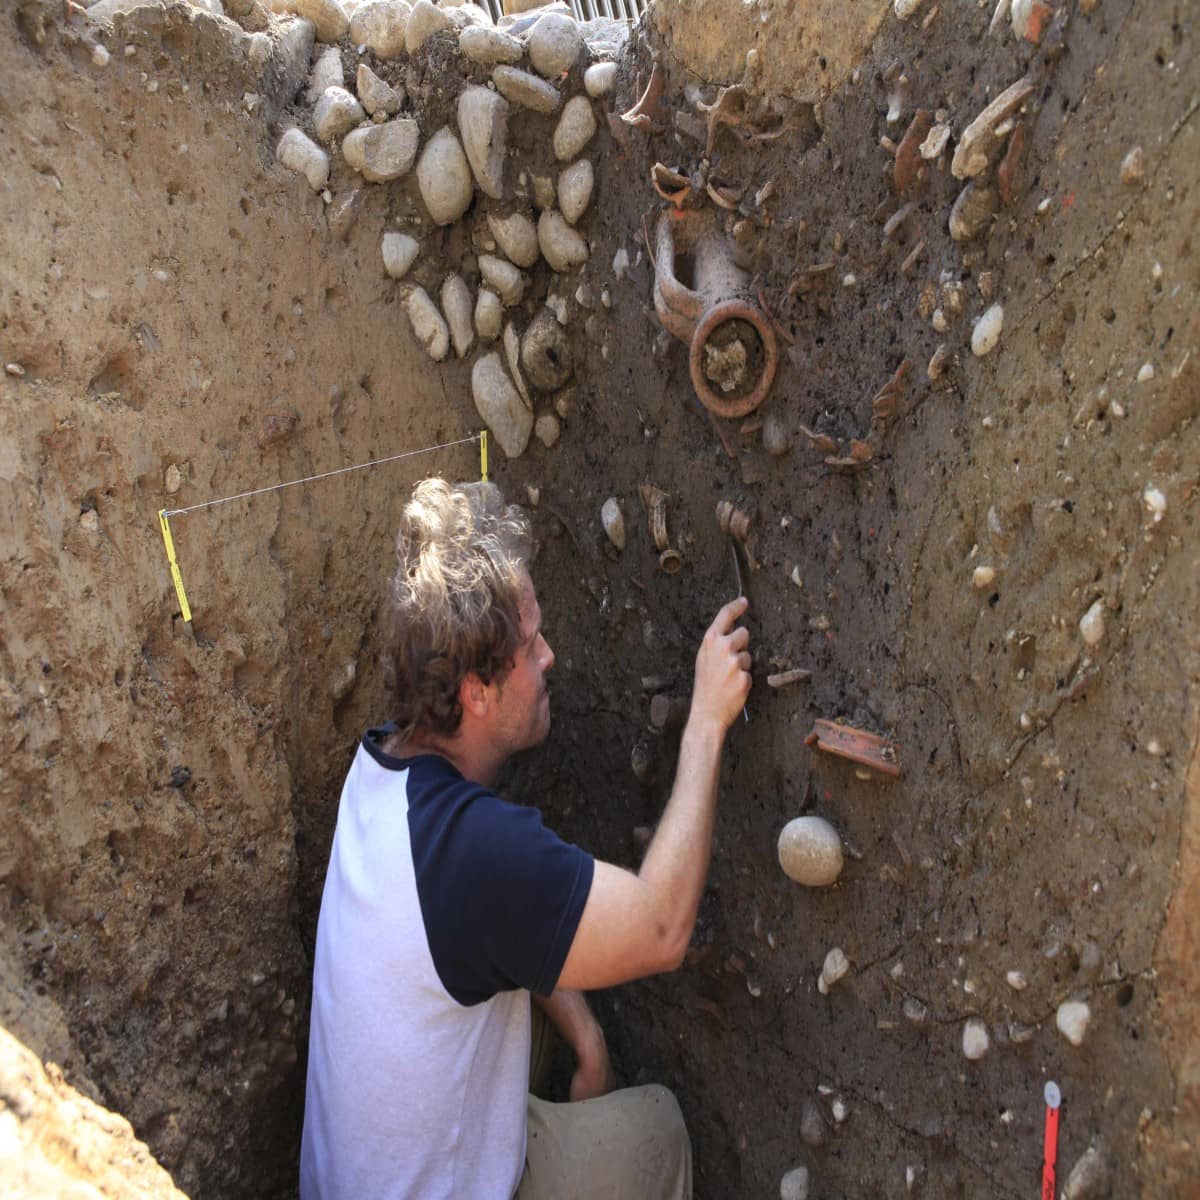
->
[
  {"left": 962, "top": 1018, "right": 990, "bottom": 1060},
  {"left": 527, "top": 11, "right": 583, "bottom": 77},
  {"left": 458, "top": 25, "right": 524, "bottom": 64},
  {"left": 601, "top": 497, "right": 626, "bottom": 550},
  {"left": 537, "top": 210, "right": 588, "bottom": 272},
  {"left": 343, "top": 118, "right": 420, "bottom": 182},
  {"left": 276, "top": 128, "right": 330, "bottom": 190},
  {"left": 404, "top": 287, "right": 450, "bottom": 361},
  {"left": 478, "top": 254, "right": 526, "bottom": 305},
  {"left": 475, "top": 289, "right": 502, "bottom": 340},
  {"left": 473, "top": 353, "right": 533, "bottom": 458},
  {"left": 920, "top": 121, "right": 951, "bottom": 159},
  {"left": 405, "top": 0, "right": 454, "bottom": 52},
  {"left": 557, "top": 159, "right": 593, "bottom": 224},
  {"left": 779, "top": 1165, "right": 810, "bottom": 1200},
  {"left": 1056, "top": 999, "right": 1091, "bottom": 1046},
  {"left": 458, "top": 85, "right": 510, "bottom": 200},
  {"left": 817, "top": 948, "right": 850, "bottom": 995},
  {"left": 777, "top": 816, "right": 843, "bottom": 887},
  {"left": 306, "top": 44, "right": 343, "bottom": 101},
  {"left": 534, "top": 413, "right": 561, "bottom": 448},
  {"left": 799, "top": 1098, "right": 828, "bottom": 1148},
  {"left": 284, "top": 0, "right": 349, "bottom": 43},
  {"left": 520, "top": 308, "right": 573, "bottom": 392},
  {"left": 951, "top": 76, "right": 1035, "bottom": 179},
  {"left": 971, "top": 303, "right": 1004, "bottom": 356},
  {"left": 553, "top": 95, "right": 597, "bottom": 161},
  {"left": 972, "top": 565, "right": 996, "bottom": 588},
  {"left": 1062, "top": 1143, "right": 1111, "bottom": 1199},
  {"left": 584, "top": 61, "right": 617, "bottom": 98},
  {"left": 349, "top": 0, "right": 411, "bottom": 56},
  {"left": 381, "top": 231, "right": 420, "bottom": 278},
  {"left": 356, "top": 64, "right": 403, "bottom": 117},
  {"left": 1120, "top": 144, "right": 1145, "bottom": 186},
  {"left": 949, "top": 182, "right": 999, "bottom": 242},
  {"left": 1079, "top": 599, "right": 1105, "bottom": 647},
  {"left": 329, "top": 188, "right": 363, "bottom": 239},
  {"left": 487, "top": 211, "right": 539, "bottom": 268},
  {"left": 493, "top": 66, "right": 561, "bottom": 114},
  {"left": 417, "top": 127, "right": 473, "bottom": 225},
  {"left": 441, "top": 274, "right": 475, "bottom": 359},
  {"left": 313, "top": 87, "right": 366, "bottom": 143}
]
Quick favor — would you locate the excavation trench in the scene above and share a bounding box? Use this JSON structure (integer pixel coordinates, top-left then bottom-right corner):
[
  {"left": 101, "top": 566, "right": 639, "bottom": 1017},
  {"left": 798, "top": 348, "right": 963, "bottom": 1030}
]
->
[{"left": 1, "top": 0, "right": 1198, "bottom": 1197}]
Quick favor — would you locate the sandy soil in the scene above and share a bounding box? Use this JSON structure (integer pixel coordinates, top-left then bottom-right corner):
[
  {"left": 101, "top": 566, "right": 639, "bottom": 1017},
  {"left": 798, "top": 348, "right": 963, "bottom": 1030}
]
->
[{"left": 0, "top": 0, "right": 1196, "bottom": 1196}]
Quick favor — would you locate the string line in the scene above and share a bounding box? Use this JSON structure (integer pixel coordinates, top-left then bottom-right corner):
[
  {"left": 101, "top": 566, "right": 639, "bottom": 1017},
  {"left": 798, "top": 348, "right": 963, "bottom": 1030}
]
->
[{"left": 162, "top": 434, "right": 482, "bottom": 518}]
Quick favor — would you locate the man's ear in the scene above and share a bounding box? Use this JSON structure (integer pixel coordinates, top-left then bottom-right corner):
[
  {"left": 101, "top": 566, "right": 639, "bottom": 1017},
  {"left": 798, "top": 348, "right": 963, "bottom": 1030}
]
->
[{"left": 459, "top": 671, "right": 491, "bottom": 720}]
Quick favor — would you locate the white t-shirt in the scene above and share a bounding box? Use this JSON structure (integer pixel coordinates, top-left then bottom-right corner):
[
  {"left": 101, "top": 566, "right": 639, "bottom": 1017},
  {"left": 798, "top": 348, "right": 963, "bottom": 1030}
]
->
[{"left": 300, "top": 728, "right": 594, "bottom": 1200}]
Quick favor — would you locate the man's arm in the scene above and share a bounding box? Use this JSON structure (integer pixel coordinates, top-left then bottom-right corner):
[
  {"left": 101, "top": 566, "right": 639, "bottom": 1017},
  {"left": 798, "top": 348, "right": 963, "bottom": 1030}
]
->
[
  {"left": 556, "top": 597, "right": 751, "bottom": 991},
  {"left": 533, "top": 989, "right": 616, "bottom": 1101}
]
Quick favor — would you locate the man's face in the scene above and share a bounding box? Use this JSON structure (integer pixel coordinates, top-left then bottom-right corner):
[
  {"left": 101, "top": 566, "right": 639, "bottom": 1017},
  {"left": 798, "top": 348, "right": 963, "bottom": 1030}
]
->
[{"left": 491, "top": 573, "right": 555, "bottom": 757}]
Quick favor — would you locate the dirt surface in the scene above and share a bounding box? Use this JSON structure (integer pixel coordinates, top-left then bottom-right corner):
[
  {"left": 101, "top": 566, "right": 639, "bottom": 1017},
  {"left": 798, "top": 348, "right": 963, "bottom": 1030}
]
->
[{"left": 1, "top": 0, "right": 1197, "bottom": 1197}]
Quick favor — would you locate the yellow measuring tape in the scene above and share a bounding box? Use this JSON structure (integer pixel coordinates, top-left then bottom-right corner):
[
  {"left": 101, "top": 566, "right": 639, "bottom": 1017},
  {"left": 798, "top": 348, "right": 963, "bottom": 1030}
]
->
[{"left": 157, "top": 431, "right": 489, "bottom": 623}]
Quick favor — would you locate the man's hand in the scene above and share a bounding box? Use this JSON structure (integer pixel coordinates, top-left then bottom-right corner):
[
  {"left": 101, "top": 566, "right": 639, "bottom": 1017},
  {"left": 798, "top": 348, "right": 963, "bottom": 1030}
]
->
[
  {"left": 569, "top": 1022, "right": 616, "bottom": 1102},
  {"left": 689, "top": 596, "right": 752, "bottom": 733}
]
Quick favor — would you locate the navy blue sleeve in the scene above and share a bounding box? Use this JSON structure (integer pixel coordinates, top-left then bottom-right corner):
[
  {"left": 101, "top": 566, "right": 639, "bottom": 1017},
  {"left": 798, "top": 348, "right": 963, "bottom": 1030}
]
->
[{"left": 407, "top": 758, "right": 594, "bottom": 1006}]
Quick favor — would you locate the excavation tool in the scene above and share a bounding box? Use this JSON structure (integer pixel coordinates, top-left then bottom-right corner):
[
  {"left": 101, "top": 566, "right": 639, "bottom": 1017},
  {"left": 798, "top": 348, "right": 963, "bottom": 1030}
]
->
[
  {"left": 1042, "top": 1081, "right": 1061, "bottom": 1200},
  {"left": 729, "top": 539, "right": 749, "bottom": 724}
]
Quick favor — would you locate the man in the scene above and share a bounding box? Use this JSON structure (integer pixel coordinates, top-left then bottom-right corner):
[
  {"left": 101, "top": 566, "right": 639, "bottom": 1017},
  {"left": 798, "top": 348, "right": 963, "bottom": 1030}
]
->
[{"left": 300, "top": 478, "right": 751, "bottom": 1199}]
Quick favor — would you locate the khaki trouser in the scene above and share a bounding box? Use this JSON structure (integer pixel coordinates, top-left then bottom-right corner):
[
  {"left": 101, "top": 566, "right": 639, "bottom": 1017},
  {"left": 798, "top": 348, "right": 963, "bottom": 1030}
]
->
[{"left": 515, "top": 1007, "right": 693, "bottom": 1200}]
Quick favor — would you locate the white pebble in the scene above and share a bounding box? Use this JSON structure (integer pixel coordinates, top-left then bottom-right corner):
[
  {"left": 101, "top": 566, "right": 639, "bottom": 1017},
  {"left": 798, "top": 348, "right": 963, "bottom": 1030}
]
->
[
  {"left": 962, "top": 1018, "right": 990, "bottom": 1060},
  {"left": 817, "top": 947, "right": 850, "bottom": 995},
  {"left": 601, "top": 497, "right": 625, "bottom": 551},
  {"left": 1005, "top": 970, "right": 1027, "bottom": 991},
  {"left": 779, "top": 1165, "right": 810, "bottom": 1200},
  {"left": 972, "top": 565, "right": 996, "bottom": 589},
  {"left": 894, "top": 0, "right": 923, "bottom": 19},
  {"left": 1056, "top": 999, "right": 1091, "bottom": 1046},
  {"left": 584, "top": 61, "right": 617, "bottom": 98},
  {"left": 381, "top": 231, "right": 419, "bottom": 279},
  {"left": 1137, "top": 362, "right": 1155, "bottom": 383},
  {"left": 971, "top": 303, "right": 1004, "bottom": 356},
  {"left": 1079, "top": 598, "right": 1105, "bottom": 647},
  {"left": 276, "top": 128, "right": 330, "bottom": 191},
  {"left": 777, "top": 816, "right": 843, "bottom": 887},
  {"left": 535, "top": 413, "right": 561, "bottom": 448},
  {"left": 91, "top": 44, "right": 111, "bottom": 67},
  {"left": 1143, "top": 484, "right": 1167, "bottom": 522},
  {"left": 612, "top": 247, "right": 629, "bottom": 278}
]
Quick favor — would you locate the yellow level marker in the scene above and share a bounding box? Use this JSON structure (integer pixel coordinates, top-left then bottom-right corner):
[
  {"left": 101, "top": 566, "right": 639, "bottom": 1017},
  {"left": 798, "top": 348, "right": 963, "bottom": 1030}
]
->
[
  {"left": 157, "top": 432, "right": 483, "bottom": 623},
  {"left": 158, "top": 509, "right": 193, "bottom": 624}
]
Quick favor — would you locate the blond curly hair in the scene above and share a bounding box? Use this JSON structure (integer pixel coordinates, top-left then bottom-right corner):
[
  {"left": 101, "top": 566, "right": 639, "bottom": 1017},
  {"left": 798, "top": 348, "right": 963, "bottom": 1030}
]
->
[{"left": 386, "top": 478, "right": 532, "bottom": 743}]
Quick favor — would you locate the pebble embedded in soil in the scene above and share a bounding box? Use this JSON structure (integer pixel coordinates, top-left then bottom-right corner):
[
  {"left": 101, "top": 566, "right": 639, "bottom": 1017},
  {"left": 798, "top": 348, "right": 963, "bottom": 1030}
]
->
[
  {"left": 527, "top": 11, "right": 583, "bottom": 78},
  {"left": 458, "top": 85, "right": 509, "bottom": 201},
  {"left": 1079, "top": 598, "right": 1105, "bottom": 647},
  {"left": 779, "top": 1165, "right": 810, "bottom": 1200},
  {"left": 535, "top": 413, "right": 560, "bottom": 448},
  {"left": 357, "top": 64, "right": 402, "bottom": 117},
  {"left": 164, "top": 464, "right": 182, "bottom": 494},
  {"left": 557, "top": 159, "right": 594, "bottom": 225},
  {"left": 553, "top": 96, "right": 597, "bottom": 162},
  {"left": 440, "top": 274, "right": 474, "bottom": 359},
  {"left": 777, "top": 816, "right": 844, "bottom": 887},
  {"left": 972, "top": 564, "right": 996, "bottom": 588},
  {"left": 405, "top": 0, "right": 454, "bottom": 52},
  {"left": 1005, "top": 969, "right": 1028, "bottom": 990},
  {"left": 404, "top": 286, "right": 450, "bottom": 361},
  {"left": 799, "top": 1098, "right": 828, "bottom": 1148},
  {"left": 601, "top": 497, "right": 626, "bottom": 550},
  {"left": 1056, "top": 999, "right": 1091, "bottom": 1046},
  {"left": 1136, "top": 361, "right": 1155, "bottom": 383},
  {"left": 817, "top": 947, "right": 850, "bottom": 995},
  {"left": 584, "top": 61, "right": 617, "bottom": 98},
  {"left": 962, "top": 1018, "right": 990, "bottom": 1060},
  {"left": 1143, "top": 484, "right": 1167, "bottom": 522},
  {"left": 313, "top": 87, "right": 365, "bottom": 143},
  {"left": 971, "top": 303, "right": 1004, "bottom": 356},
  {"left": 487, "top": 211, "right": 539, "bottom": 268},
  {"left": 416, "top": 128, "right": 473, "bottom": 225},
  {"left": 492, "top": 66, "right": 561, "bottom": 115},
  {"left": 478, "top": 254, "right": 526, "bottom": 305},
  {"left": 920, "top": 122, "right": 950, "bottom": 159},
  {"left": 537, "top": 210, "right": 588, "bottom": 272},
  {"left": 342, "top": 118, "right": 420, "bottom": 182},
  {"left": 474, "top": 288, "right": 502, "bottom": 340},
  {"left": 1063, "top": 1143, "right": 1112, "bottom": 1199},
  {"left": 276, "top": 127, "right": 330, "bottom": 191},
  {"left": 902, "top": 996, "right": 927, "bottom": 1024},
  {"left": 950, "top": 182, "right": 999, "bottom": 242},
  {"left": 286, "top": 0, "right": 350, "bottom": 44},
  {"left": 521, "top": 308, "right": 573, "bottom": 392},
  {"left": 91, "top": 43, "right": 111, "bottom": 68},
  {"left": 472, "top": 352, "right": 533, "bottom": 458},
  {"left": 458, "top": 26, "right": 524, "bottom": 65},
  {"left": 893, "top": 0, "right": 923, "bottom": 19},
  {"left": 1120, "top": 145, "right": 1145, "bottom": 187},
  {"left": 348, "top": 0, "right": 411, "bottom": 57},
  {"left": 381, "top": 231, "right": 419, "bottom": 278}
]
